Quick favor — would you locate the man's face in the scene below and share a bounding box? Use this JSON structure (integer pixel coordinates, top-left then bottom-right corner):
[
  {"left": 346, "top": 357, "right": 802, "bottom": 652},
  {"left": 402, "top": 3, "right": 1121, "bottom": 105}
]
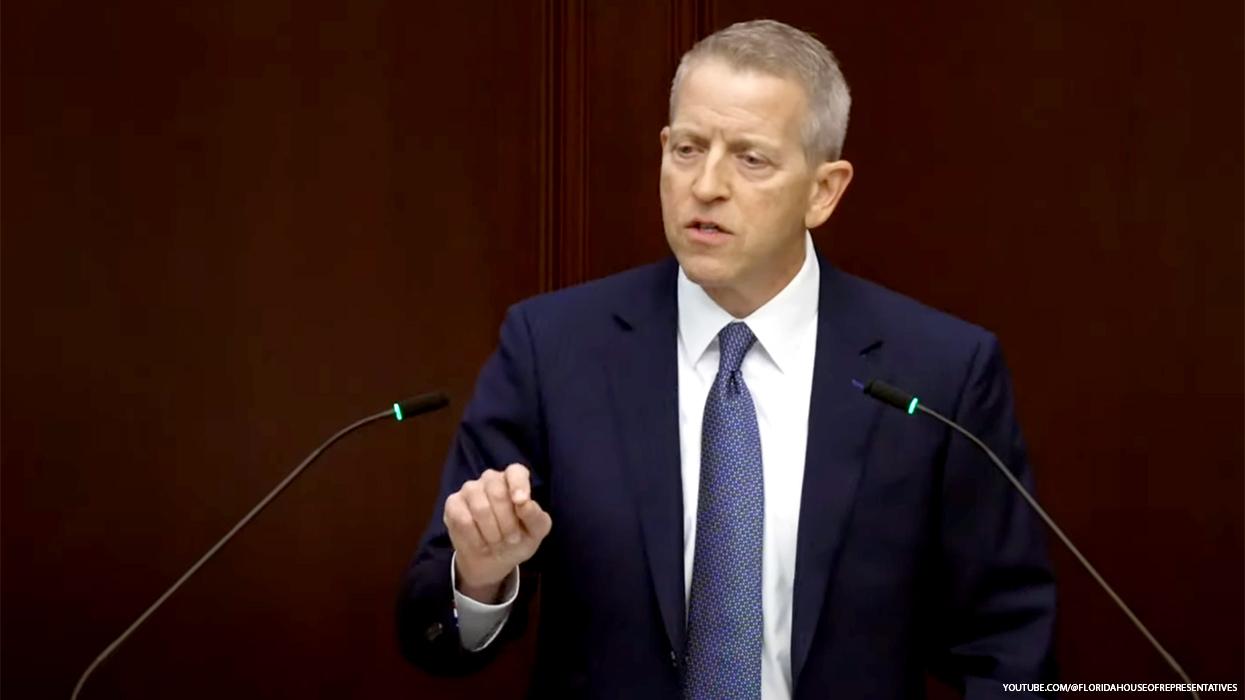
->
[{"left": 660, "top": 59, "right": 847, "bottom": 312}]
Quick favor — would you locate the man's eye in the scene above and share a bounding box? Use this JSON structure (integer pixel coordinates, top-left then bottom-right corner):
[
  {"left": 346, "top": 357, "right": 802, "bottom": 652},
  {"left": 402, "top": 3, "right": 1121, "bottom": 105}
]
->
[
  {"left": 741, "top": 153, "right": 767, "bottom": 168},
  {"left": 674, "top": 144, "right": 699, "bottom": 157}
]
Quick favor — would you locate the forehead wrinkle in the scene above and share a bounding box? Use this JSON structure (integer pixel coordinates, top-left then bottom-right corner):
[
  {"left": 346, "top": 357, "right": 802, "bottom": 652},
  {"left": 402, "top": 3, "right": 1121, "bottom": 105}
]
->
[
  {"left": 670, "top": 108, "right": 785, "bottom": 151},
  {"left": 672, "top": 68, "right": 805, "bottom": 152}
]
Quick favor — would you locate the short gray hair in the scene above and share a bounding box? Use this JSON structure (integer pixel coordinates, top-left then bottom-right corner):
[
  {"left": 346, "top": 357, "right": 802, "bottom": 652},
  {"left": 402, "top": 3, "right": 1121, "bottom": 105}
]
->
[{"left": 669, "top": 19, "right": 851, "bottom": 162}]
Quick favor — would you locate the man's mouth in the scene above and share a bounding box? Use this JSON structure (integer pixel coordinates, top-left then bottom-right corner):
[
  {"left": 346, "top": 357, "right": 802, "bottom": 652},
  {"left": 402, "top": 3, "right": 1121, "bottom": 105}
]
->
[{"left": 686, "top": 219, "right": 731, "bottom": 235}]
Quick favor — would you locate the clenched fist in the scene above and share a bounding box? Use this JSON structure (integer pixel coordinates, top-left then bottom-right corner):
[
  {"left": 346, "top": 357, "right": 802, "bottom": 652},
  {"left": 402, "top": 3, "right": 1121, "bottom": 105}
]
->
[{"left": 443, "top": 463, "right": 552, "bottom": 603}]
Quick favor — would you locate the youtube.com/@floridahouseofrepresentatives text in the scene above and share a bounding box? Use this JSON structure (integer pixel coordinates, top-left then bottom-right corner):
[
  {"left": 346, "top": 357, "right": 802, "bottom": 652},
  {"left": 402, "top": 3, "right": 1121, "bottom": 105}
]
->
[{"left": 1004, "top": 683, "right": 1239, "bottom": 693}]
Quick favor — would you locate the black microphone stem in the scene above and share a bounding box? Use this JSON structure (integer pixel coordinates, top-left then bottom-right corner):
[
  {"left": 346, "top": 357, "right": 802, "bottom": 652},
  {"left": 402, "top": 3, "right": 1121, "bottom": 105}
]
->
[
  {"left": 71, "top": 393, "right": 448, "bottom": 700},
  {"left": 916, "top": 403, "right": 1198, "bottom": 697}
]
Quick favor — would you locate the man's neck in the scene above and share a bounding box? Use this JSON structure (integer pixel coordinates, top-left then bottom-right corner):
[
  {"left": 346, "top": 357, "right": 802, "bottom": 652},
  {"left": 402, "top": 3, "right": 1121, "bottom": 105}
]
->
[{"left": 704, "top": 245, "right": 807, "bottom": 318}]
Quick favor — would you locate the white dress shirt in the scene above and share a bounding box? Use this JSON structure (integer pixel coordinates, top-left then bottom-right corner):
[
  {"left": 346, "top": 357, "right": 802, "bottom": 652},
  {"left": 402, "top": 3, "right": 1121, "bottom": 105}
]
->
[{"left": 455, "top": 234, "right": 820, "bottom": 700}]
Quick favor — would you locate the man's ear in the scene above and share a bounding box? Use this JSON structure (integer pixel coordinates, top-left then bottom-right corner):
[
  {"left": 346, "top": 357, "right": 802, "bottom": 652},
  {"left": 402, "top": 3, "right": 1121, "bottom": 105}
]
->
[
  {"left": 660, "top": 126, "right": 670, "bottom": 152},
  {"left": 805, "top": 159, "right": 854, "bottom": 229}
]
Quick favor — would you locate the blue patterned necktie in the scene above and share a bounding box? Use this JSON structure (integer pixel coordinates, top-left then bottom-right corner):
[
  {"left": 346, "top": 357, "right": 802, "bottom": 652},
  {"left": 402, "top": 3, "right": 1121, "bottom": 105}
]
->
[{"left": 684, "top": 322, "right": 764, "bottom": 699}]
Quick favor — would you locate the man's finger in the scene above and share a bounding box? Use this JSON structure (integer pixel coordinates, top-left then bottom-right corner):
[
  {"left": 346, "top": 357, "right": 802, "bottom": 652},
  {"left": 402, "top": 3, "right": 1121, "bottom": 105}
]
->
[
  {"left": 504, "top": 463, "right": 531, "bottom": 504},
  {"left": 443, "top": 493, "right": 486, "bottom": 552},
  {"left": 483, "top": 471, "right": 522, "bottom": 544},
  {"left": 505, "top": 464, "right": 531, "bottom": 503},
  {"left": 463, "top": 482, "right": 503, "bottom": 545}
]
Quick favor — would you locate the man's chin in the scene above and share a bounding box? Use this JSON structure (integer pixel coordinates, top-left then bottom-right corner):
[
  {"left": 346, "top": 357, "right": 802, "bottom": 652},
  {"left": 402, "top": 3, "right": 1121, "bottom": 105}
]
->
[{"left": 678, "top": 257, "right": 736, "bottom": 290}]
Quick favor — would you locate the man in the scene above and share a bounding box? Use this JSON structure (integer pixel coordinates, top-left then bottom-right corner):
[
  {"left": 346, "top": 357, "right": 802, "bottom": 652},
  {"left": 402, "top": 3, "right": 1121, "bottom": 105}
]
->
[{"left": 398, "top": 19, "right": 1056, "bottom": 699}]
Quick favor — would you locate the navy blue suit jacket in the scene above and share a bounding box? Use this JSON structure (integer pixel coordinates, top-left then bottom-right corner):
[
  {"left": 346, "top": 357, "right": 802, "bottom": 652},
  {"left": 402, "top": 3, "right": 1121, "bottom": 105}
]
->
[{"left": 398, "top": 254, "right": 1056, "bottom": 698}]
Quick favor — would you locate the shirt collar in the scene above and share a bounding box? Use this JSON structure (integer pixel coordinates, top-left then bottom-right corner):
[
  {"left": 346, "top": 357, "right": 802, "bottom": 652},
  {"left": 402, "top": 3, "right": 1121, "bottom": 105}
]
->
[{"left": 677, "top": 232, "right": 820, "bottom": 373}]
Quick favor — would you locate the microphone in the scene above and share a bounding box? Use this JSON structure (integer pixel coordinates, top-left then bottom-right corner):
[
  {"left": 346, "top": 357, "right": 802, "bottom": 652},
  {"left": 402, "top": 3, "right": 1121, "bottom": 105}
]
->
[
  {"left": 70, "top": 392, "right": 450, "bottom": 700},
  {"left": 857, "top": 379, "right": 1199, "bottom": 697}
]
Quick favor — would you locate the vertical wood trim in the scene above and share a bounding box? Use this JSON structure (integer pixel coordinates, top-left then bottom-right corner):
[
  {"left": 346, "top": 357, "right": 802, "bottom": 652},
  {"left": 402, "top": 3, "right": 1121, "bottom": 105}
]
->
[
  {"left": 539, "top": 0, "right": 588, "bottom": 292},
  {"left": 670, "top": 0, "right": 715, "bottom": 71},
  {"left": 538, "top": 0, "right": 554, "bottom": 292}
]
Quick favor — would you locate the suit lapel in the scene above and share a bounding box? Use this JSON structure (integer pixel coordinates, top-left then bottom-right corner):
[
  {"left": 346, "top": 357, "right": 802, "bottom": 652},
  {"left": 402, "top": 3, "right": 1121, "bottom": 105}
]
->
[
  {"left": 604, "top": 259, "right": 686, "bottom": 656},
  {"left": 790, "top": 257, "right": 886, "bottom": 688}
]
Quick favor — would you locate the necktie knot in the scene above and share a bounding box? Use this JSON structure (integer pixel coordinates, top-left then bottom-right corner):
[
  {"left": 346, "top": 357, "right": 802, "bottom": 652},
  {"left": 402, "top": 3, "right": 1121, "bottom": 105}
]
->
[{"left": 717, "top": 322, "right": 756, "bottom": 375}]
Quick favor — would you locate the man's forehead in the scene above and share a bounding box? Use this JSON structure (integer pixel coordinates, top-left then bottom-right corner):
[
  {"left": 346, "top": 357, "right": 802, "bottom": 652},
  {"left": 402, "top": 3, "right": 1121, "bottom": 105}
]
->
[
  {"left": 671, "top": 59, "right": 807, "bottom": 139},
  {"left": 678, "top": 57, "right": 806, "bottom": 102}
]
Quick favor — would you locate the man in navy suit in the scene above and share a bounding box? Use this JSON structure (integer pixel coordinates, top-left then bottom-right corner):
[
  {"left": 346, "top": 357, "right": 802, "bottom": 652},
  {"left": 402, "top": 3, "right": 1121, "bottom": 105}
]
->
[{"left": 398, "top": 19, "right": 1055, "bottom": 699}]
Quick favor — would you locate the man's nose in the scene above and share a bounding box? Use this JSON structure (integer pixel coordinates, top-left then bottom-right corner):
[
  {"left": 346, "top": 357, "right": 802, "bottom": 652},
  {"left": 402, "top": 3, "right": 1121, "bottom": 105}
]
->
[{"left": 690, "top": 150, "right": 730, "bottom": 202}]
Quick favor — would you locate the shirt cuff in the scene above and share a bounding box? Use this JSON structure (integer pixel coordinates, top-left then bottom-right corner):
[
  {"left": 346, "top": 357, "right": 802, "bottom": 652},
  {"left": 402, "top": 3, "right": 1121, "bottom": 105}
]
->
[{"left": 450, "top": 551, "right": 520, "bottom": 652}]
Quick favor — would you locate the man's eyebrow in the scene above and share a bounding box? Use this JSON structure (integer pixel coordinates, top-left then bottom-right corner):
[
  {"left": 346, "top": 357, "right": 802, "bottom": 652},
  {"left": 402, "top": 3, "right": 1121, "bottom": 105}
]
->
[
  {"left": 669, "top": 129, "right": 781, "bottom": 151},
  {"left": 668, "top": 128, "right": 708, "bottom": 142},
  {"left": 727, "top": 136, "right": 780, "bottom": 152}
]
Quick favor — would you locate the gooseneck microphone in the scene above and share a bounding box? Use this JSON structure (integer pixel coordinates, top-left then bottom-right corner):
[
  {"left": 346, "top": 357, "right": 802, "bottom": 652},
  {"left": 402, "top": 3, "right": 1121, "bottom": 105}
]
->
[
  {"left": 70, "top": 392, "right": 450, "bottom": 700},
  {"left": 857, "top": 379, "right": 1198, "bottom": 698}
]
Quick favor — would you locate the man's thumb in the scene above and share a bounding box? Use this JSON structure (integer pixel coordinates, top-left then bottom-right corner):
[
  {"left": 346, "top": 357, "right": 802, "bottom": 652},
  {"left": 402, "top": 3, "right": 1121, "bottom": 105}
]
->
[{"left": 518, "top": 499, "right": 552, "bottom": 538}]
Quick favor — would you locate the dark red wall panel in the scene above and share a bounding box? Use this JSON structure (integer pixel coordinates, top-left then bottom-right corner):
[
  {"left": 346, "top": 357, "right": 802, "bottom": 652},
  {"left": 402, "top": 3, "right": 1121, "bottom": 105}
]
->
[
  {"left": 3, "top": 1, "right": 1241, "bottom": 698},
  {"left": 2, "top": 2, "right": 544, "bottom": 697}
]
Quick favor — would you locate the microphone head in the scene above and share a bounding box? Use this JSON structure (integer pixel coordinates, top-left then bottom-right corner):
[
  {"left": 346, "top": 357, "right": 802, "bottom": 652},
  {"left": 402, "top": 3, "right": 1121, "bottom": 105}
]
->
[
  {"left": 859, "top": 379, "right": 920, "bottom": 415},
  {"left": 393, "top": 392, "right": 450, "bottom": 421}
]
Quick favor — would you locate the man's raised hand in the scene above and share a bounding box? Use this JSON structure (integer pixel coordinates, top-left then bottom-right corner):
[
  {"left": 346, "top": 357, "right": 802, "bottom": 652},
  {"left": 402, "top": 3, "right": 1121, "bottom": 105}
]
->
[{"left": 442, "top": 463, "right": 552, "bottom": 603}]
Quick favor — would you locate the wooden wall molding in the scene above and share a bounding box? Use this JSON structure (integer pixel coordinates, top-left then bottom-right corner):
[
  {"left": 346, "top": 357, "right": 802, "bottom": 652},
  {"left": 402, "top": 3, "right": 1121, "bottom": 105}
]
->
[
  {"left": 670, "top": 0, "right": 715, "bottom": 68},
  {"left": 538, "top": 0, "right": 588, "bottom": 291}
]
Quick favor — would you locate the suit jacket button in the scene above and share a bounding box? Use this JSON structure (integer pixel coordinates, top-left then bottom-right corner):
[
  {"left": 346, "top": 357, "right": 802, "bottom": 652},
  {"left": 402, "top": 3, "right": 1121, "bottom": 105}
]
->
[
  {"left": 425, "top": 622, "right": 444, "bottom": 642},
  {"left": 669, "top": 650, "right": 679, "bottom": 668}
]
